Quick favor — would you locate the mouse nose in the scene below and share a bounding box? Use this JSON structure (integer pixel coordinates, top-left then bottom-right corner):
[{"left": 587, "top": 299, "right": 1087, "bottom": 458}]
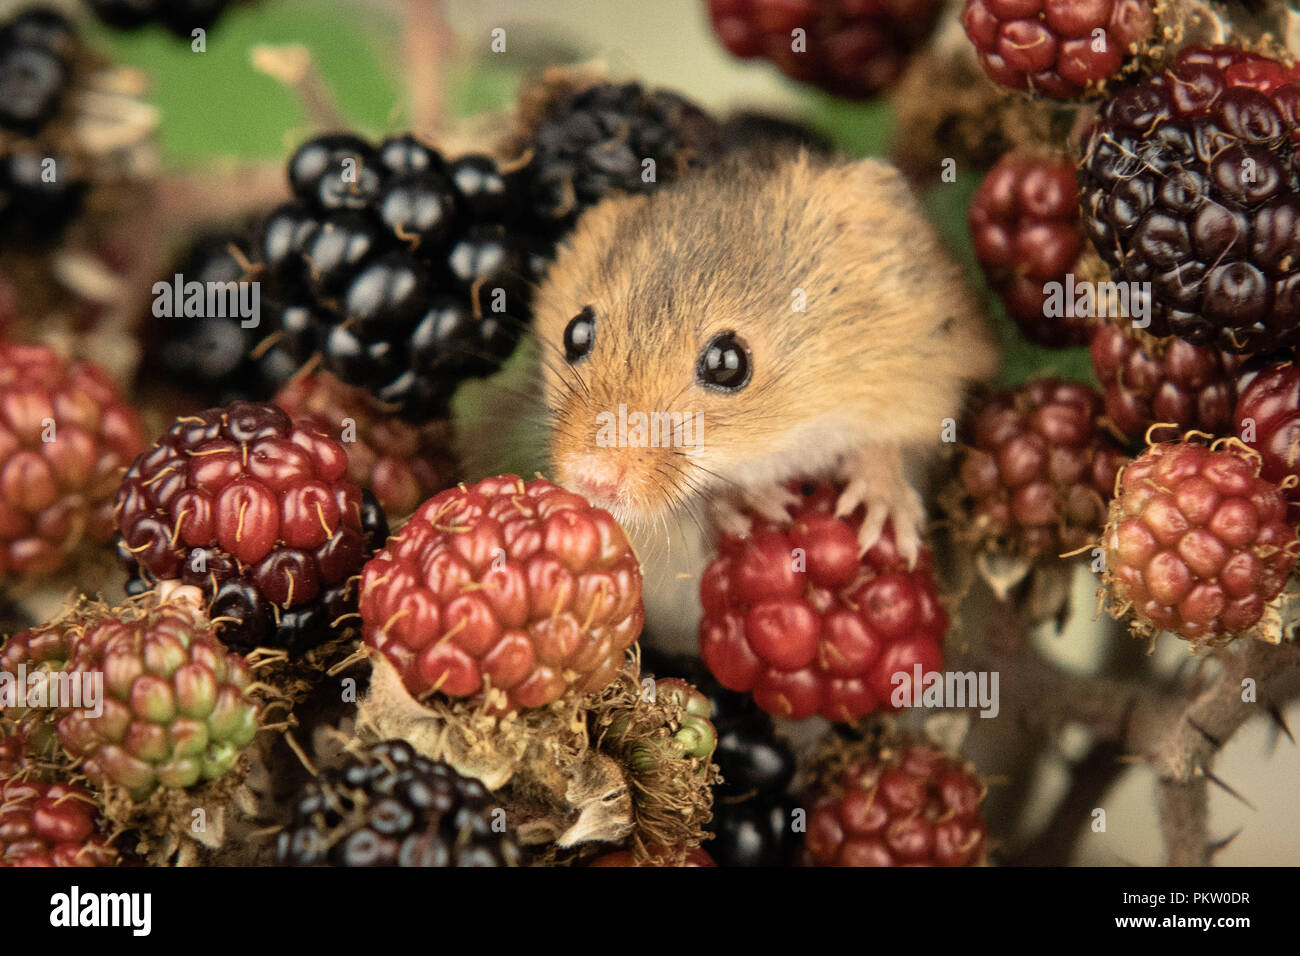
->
[{"left": 566, "top": 457, "right": 624, "bottom": 505}]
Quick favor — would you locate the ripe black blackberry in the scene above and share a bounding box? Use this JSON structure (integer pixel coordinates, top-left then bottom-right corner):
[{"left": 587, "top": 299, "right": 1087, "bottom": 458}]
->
[
  {"left": 0, "top": 7, "right": 87, "bottom": 247},
  {"left": 142, "top": 231, "right": 291, "bottom": 405},
  {"left": 277, "top": 739, "right": 520, "bottom": 867},
  {"left": 523, "top": 81, "right": 722, "bottom": 228},
  {"left": 85, "top": 0, "right": 235, "bottom": 36},
  {"left": 254, "top": 132, "right": 548, "bottom": 424},
  {"left": 641, "top": 648, "right": 796, "bottom": 867},
  {"left": 1079, "top": 45, "right": 1300, "bottom": 354}
]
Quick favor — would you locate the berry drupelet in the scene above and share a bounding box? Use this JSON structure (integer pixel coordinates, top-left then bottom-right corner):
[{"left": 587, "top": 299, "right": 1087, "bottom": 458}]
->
[
  {"left": 277, "top": 739, "right": 520, "bottom": 867},
  {"left": 1079, "top": 45, "right": 1300, "bottom": 354},
  {"left": 114, "top": 401, "right": 388, "bottom": 655}
]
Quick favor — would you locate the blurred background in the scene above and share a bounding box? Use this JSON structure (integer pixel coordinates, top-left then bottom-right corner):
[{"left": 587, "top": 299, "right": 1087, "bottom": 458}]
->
[{"left": 3, "top": 0, "right": 1297, "bottom": 864}]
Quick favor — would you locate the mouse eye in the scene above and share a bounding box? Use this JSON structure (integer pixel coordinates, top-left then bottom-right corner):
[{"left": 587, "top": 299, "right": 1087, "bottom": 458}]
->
[
  {"left": 564, "top": 307, "right": 595, "bottom": 362},
  {"left": 697, "top": 331, "right": 751, "bottom": 391}
]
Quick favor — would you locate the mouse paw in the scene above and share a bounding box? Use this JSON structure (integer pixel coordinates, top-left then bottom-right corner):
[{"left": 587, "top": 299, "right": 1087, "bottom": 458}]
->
[
  {"left": 710, "top": 485, "right": 801, "bottom": 538},
  {"left": 834, "top": 447, "right": 926, "bottom": 566},
  {"left": 710, "top": 497, "right": 754, "bottom": 539},
  {"left": 741, "top": 484, "right": 802, "bottom": 525}
]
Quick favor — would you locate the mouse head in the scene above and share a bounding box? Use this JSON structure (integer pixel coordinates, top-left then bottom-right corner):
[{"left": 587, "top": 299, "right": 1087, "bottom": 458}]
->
[{"left": 532, "top": 154, "right": 878, "bottom": 527}]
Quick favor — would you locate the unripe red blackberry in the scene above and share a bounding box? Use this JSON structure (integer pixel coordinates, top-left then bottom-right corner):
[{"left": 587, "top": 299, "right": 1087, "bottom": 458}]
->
[
  {"left": 1090, "top": 324, "right": 1244, "bottom": 441},
  {"left": 0, "top": 778, "right": 118, "bottom": 866},
  {"left": 360, "top": 475, "right": 644, "bottom": 713},
  {"left": 114, "top": 401, "right": 386, "bottom": 654},
  {"left": 947, "top": 380, "right": 1128, "bottom": 559},
  {"left": 969, "top": 153, "right": 1090, "bottom": 346},
  {"left": 277, "top": 739, "right": 520, "bottom": 867},
  {"left": 1, "top": 594, "right": 260, "bottom": 800},
  {"left": 273, "top": 371, "right": 458, "bottom": 519},
  {"left": 1236, "top": 361, "right": 1300, "bottom": 506},
  {"left": 699, "top": 480, "right": 947, "bottom": 723},
  {"left": 1079, "top": 45, "right": 1300, "bottom": 354},
  {"left": 706, "top": 0, "right": 943, "bottom": 100},
  {"left": 0, "top": 341, "right": 145, "bottom": 582},
  {"left": 802, "top": 740, "right": 987, "bottom": 867},
  {"left": 961, "top": 0, "right": 1156, "bottom": 99},
  {"left": 1102, "top": 438, "right": 1299, "bottom": 644}
]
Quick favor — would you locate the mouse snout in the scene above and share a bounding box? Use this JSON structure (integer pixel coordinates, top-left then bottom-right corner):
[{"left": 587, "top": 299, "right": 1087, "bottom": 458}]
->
[{"left": 559, "top": 454, "right": 626, "bottom": 507}]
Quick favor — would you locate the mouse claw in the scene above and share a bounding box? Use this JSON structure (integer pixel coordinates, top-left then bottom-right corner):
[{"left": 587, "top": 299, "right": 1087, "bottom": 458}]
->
[
  {"left": 743, "top": 485, "right": 801, "bottom": 525},
  {"left": 835, "top": 446, "right": 927, "bottom": 567},
  {"left": 710, "top": 497, "right": 754, "bottom": 539}
]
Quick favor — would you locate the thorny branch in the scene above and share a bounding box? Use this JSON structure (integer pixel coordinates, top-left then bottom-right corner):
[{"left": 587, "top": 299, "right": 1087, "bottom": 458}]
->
[{"left": 957, "top": 588, "right": 1300, "bottom": 866}]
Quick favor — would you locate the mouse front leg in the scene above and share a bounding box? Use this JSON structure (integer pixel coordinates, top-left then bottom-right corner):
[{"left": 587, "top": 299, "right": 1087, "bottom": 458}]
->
[{"left": 835, "top": 443, "right": 926, "bottom": 564}]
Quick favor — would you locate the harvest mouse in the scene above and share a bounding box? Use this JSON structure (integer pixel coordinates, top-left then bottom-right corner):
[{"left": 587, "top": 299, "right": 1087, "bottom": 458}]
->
[{"left": 532, "top": 149, "right": 997, "bottom": 643}]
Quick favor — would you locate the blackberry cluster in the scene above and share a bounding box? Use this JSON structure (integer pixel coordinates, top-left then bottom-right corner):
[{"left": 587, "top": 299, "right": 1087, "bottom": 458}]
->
[
  {"left": 968, "top": 152, "right": 1089, "bottom": 347},
  {"left": 525, "top": 82, "right": 722, "bottom": 227},
  {"left": 642, "top": 649, "right": 796, "bottom": 867},
  {"left": 252, "top": 133, "right": 548, "bottom": 424},
  {"left": 85, "top": 0, "right": 235, "bottom": 36},
  {"left": 277, "top": 739, "right": 520, "bottom": 867},
  {"left": 0, "top": 7, "right": 87, "bottom": 247},
  {"left": 144, "top": 232, "right": 289, "bottom": 406},
  {"left": 115, "top": 402, "right": 389, "bottom": 655},
  {"left": 1079, "top": 45, "right": 1300, "bottom": 353},
  {"left": 706, "top": 0, "right": 943, "bottom": 100},
  {"left": 961, "top": 0, "right": 1156, "bottom": 99},
  {"left": 949, "top": 380, "right": 1129, "bottom": 559}
]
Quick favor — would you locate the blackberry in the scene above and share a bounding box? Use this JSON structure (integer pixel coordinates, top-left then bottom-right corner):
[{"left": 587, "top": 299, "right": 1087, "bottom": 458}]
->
[
  {"left": 1079, "top": 45, "right": 1300, "bottom": 354},
  {"left": 969, "top": 153, "right": 1090, "bottom": 347},
  {"left": 86, "top": 0, "right": 235, "bottom": 37},
  {"left": 277, "top": 739, "right": 520, "bottom": 867},
  {"left": 523, "top": 82, "right": 722, "bottom": 228},
  {"left": 1090, "top": 323, "right": 1244, "bottom": 441},
  {"left": 961, "top": 0, "right": 1156, "bottom": 99},
  {"left": 115, "top": 401, "right": 389, "bottom": 655},
  {"left": 142, "top": 232, "right": 290, "bottom": 406},
  {"left": 641, "top": 649, "right": 797, "bottom": 867},
  {"left": 253, "top": 133, "right": 550, "bottom": 424},
  {"left": 707, "top": 0, "right": 943, "bottom": 100},
  {"left": 0, "top": 7, "right": 87, "bottom": 247}
]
